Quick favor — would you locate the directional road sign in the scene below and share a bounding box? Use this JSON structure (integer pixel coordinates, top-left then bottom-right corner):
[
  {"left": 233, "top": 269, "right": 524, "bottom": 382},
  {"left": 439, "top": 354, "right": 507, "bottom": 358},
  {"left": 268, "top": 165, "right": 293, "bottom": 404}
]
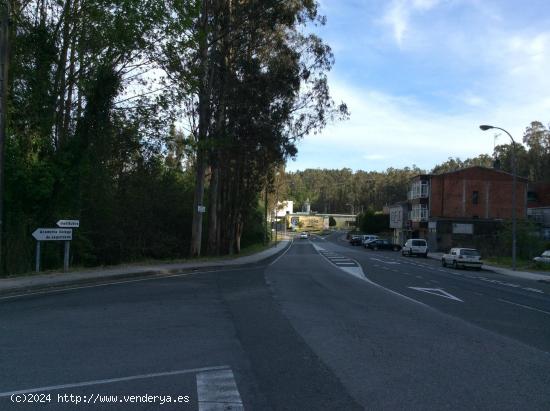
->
[
  {"left": 57, "top": 220, "right": 80, "bottom": 228},
  {"left": 32, "top": 228, "right": 73, "bottom": 241}
]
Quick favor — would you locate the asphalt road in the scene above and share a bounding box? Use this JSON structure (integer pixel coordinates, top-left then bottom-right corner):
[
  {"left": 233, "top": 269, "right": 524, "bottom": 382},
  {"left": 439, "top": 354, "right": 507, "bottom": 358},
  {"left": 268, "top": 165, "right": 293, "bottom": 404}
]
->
[
  {"left": 1, "top": 236, "right": 550, "bottom": 410},
  {"left": 321, "top": 232, "right": 550, "bottom": 353}
]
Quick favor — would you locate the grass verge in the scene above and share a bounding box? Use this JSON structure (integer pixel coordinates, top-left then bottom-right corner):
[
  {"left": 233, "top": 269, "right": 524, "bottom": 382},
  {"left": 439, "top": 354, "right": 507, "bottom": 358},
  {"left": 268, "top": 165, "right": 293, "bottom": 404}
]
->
[{"left": 485, "top": 256, "right": 550, "bottom": 272}]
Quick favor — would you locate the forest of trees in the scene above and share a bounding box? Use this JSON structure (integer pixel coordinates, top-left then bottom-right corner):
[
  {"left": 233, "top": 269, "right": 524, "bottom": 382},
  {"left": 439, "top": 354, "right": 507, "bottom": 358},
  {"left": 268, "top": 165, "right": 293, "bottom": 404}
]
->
[{"left": 1, "top": 0, "right": 346, "bottom": 274}]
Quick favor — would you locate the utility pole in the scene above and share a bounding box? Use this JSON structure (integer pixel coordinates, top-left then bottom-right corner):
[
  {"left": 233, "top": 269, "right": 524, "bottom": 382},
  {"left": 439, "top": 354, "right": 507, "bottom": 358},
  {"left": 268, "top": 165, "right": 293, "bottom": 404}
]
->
[
  {"left": 0, "top": 1, "right": 10, "bottom": 275},
  {"left": 480, "top": 125, "right": 517, "bottom": 270}
]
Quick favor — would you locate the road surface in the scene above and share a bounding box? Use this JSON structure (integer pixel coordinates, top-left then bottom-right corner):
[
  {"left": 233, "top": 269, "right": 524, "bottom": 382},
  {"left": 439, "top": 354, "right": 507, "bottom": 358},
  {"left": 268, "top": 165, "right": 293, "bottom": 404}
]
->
[{"left": 1, "top": 234, "right": 549, "bottom": 410}]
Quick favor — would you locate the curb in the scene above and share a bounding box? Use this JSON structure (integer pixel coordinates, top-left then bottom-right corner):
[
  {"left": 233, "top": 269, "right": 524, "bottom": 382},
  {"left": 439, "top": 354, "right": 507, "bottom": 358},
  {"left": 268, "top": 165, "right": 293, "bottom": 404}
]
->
[{"left": 0, "top": 241, "right": 293, "bottom": 298}]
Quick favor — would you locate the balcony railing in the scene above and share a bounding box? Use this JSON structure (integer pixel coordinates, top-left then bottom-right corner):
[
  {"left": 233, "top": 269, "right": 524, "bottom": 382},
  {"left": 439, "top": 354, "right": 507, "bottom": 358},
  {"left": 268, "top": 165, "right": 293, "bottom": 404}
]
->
[
  {"left": 409, "top": 206, "right": 428, "bottom": 222},
  {"left": 408, "top": 182, "right": 429, "bottom": 200}
]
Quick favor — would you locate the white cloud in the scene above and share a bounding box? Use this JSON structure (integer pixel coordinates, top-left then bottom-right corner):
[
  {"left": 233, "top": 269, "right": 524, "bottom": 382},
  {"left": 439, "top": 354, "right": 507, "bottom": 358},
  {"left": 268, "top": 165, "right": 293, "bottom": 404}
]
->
[
  {"left": 381, "top": 0, "right": 440, "bottom": 46},
  {"left": 289, "top": 70, "right": 550, "bottom": 172},
  {"left": 364, "top": 154, "right": 387, "bottom": 160}
]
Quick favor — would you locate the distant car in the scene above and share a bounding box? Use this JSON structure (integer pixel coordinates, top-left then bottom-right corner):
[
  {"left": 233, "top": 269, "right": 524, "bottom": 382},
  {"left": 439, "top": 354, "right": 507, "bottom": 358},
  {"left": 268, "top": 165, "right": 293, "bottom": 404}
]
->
[
  {"left": 365, "top": 239, "right": 401, "bottom": 251},
  {"left": 401, "top": 239, "right": 428, "bottom": 257},
  {"left": 350, "top": 235, "right": 363, "bottom": 246},
  {"left": 534, "top": 250, "right": 550, "bottom": 263},
  {"left": 361, "top": 235, "right": 379, "bottom": 247},
  {"left": 299, "top": 232, "right": 309, "bottom": 239},
  {"left": 442, "top": 248, "right": 482, "bottom": 270}
]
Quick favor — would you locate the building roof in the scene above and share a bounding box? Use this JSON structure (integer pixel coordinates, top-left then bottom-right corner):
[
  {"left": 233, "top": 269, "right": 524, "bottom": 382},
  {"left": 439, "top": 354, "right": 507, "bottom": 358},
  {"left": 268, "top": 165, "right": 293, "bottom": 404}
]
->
[{"left": 411, "top": 166, "right": 529, "bottom": 182}]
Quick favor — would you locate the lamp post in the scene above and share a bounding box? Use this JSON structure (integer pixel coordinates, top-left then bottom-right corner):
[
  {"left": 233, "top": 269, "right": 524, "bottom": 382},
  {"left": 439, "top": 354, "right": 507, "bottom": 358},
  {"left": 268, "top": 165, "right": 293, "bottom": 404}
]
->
[{"left": 480, "top": 125, "right": 517, "bottom": 270}]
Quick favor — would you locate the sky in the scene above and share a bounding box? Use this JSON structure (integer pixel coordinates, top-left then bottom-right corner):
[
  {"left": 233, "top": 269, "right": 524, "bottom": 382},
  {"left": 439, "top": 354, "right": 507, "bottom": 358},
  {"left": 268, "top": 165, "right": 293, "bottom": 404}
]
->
[{"left": 286, "top": 0, "right": 550, "bottom": 172}]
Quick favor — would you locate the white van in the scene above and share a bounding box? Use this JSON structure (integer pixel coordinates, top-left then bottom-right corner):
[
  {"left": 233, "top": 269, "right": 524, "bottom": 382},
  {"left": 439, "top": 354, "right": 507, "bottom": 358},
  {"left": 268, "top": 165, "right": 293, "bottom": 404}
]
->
[{"left": 402, "top": 239, "right": 428, "bottom": 257}]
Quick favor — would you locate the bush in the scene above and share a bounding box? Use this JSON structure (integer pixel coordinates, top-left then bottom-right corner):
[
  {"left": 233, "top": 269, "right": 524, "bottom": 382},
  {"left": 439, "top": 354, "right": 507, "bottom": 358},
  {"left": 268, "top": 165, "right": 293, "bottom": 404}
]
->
[{"left": 356, "top": 211, "right": 389, "bottom": 234}]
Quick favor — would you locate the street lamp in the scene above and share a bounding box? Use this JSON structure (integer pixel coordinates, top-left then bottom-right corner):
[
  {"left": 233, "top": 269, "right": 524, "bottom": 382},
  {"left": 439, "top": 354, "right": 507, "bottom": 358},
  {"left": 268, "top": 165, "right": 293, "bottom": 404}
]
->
[{"left": 480, "top": 125, "right": 517, "bottom": 270}]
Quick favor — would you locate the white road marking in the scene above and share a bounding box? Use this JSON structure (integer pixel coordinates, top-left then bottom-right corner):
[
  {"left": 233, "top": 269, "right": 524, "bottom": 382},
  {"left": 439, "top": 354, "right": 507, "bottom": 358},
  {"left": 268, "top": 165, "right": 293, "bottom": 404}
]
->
[
  {"left": 523, "top": 287, "right": 544, "bottom": 294},
  {"left": 197, "top": 368, "right": 243, "bottom": 411},
  {"left": 312, "top": 243, "right": 430, "bottom": 307},
  {"left": 498, "top": 299, "right": 550, "bottom": 316},
  {"left": 269, "top": 239, "right": 294, "bottom": 266},
  {"left": 408, "top": 287, "right": 464, "bottom": 302},
  {"left": 0, "top": 366, "right": 230, "bottom": 398}
]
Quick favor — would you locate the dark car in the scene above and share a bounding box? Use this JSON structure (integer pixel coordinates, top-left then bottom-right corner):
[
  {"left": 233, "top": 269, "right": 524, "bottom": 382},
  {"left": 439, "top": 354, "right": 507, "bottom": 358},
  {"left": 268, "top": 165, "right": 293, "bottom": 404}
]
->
[
  {"left": 349, "top": 235, "right": 363, "bottom": 246},
  {"left": 365, "top": 239, "right": 401, "bottom": 251}
]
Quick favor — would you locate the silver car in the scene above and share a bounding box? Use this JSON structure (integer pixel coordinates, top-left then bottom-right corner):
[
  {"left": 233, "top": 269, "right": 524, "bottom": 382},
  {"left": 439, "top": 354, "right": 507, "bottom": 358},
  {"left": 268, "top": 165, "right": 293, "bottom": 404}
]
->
[{"left": 534, "top": 250, "right": 550, "bottom": 263}]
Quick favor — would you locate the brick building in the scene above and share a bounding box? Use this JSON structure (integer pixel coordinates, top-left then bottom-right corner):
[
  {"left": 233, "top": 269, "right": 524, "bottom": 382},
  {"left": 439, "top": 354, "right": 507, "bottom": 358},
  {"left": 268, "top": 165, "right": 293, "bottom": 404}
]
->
[{"left": 396, "top": 167, "right": 528, "bottom": 252}]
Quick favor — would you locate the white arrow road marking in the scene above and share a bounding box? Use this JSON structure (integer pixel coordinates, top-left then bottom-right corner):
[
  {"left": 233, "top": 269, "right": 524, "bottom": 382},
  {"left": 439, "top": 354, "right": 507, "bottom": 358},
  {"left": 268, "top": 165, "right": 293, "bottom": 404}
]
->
[{"left": 408, "top": 287, "right": 464, "bottom": 302}]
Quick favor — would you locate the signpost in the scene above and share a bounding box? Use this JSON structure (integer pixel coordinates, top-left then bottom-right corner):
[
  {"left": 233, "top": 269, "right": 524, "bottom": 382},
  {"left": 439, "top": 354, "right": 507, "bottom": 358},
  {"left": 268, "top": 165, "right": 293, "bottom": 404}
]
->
[
  {"left": 57, "top": 220, "right": 80, "bottom": 228},
  {"left": 32, "top": 225, "right": 77, "bottom": 273},
  {"left": 197, "top": 205, "right": 206, "bottom": 213},
  {"left": 32, "top": 228, "right": 73, "bottom": 241}
]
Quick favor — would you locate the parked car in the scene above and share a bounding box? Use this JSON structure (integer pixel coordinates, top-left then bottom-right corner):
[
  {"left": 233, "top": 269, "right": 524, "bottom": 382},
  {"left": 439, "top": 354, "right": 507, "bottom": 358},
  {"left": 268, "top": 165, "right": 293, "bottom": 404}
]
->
[
  {"left": 361, "top": 234, "right": 379, "bottom": 247},
  {"left": 350, "top": 235, "right": 363, "bottom": 246},
  {"left": 533, "top": 250, "right": 550, "bottom": 263},
  {"left": 442, "top": 248, "right": 482, "bottom": 270},
  {"left": 401, "top": 239, "right": 428, "bottom": 257},
  {"left": 299, "top": 231, "right": 309, "bottom": 239},
  {"left": 365, "top": 239, "right": 401, "bottom": 251}
]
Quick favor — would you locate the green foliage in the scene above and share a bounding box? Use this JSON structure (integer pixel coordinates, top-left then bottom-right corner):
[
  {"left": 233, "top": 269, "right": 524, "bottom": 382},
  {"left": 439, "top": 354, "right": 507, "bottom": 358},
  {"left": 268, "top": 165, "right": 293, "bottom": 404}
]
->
[
  {"left": 431, "top": 154, "right": 493, "bottom": 174},
  {"left": 284, "top": 166, "right": 423, "bottom": 213},
  {"left": 356, "top": 211, "right": 389, "bottom": 234},
  {"left": 240, "top": 205, "right": 265, "bottom": 249},
  {"left": 496, "top": 220, "right": 545, "bottom": 260}
]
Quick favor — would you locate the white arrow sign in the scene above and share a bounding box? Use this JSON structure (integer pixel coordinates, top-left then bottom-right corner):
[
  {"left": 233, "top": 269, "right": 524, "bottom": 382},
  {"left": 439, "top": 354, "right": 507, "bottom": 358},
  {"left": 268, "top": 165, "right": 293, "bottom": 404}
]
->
[
  {"left": 57, "top": 220, "right": 80, "bottom": 228},
  {"left": 408, "top": 287, "right": 463, "bottom": 302},
  {"left": 32, "top": 228, "right": 73, "bottom": 241}
]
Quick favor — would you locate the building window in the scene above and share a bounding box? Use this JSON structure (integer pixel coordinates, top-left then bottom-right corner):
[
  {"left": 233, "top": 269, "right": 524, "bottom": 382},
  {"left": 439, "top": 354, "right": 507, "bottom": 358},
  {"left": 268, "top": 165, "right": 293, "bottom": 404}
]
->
[
  {"left": 408, "top": 181, "right": 429, "bottom": 200},
  {"left": 410, "top": 204, "right": 428, "bottom": 222},
  {"left": 472, "top": 191, "right": 479, "bottom": 205}
]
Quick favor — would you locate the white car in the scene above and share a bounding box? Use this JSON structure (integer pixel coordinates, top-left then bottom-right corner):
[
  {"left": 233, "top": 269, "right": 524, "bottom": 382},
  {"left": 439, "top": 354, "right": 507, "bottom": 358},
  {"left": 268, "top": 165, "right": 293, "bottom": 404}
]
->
[
  {"left": 299, "top": 232, "right": 309, "bottom": 239},
  {"left": 442, "top": 248, "right": 482, "bottom": 270},
  {"left": 534, "top": 250, "right": 550, "bottom": 263},
  {"left": 401, "top": 239, "right": 428, "bottom": 257}
]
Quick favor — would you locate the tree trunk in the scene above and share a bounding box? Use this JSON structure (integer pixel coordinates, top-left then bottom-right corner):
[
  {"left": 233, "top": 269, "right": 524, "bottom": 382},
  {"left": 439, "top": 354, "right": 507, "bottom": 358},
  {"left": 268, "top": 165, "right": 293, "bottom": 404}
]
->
[
  {"left": 206, "top": 161, "right": 219, "bottom": 255},
  {"left": 0, "top": 0, "right": 10, "bottom": 275},
  {"left": 189, "top": 0, "right": 211, "bottom": 257},
  {"left": 234, "top": 213, "right": 242, "bottom": 254},
  {"left": 53, "top": 0, "right": 73, "bottom": 149}
]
